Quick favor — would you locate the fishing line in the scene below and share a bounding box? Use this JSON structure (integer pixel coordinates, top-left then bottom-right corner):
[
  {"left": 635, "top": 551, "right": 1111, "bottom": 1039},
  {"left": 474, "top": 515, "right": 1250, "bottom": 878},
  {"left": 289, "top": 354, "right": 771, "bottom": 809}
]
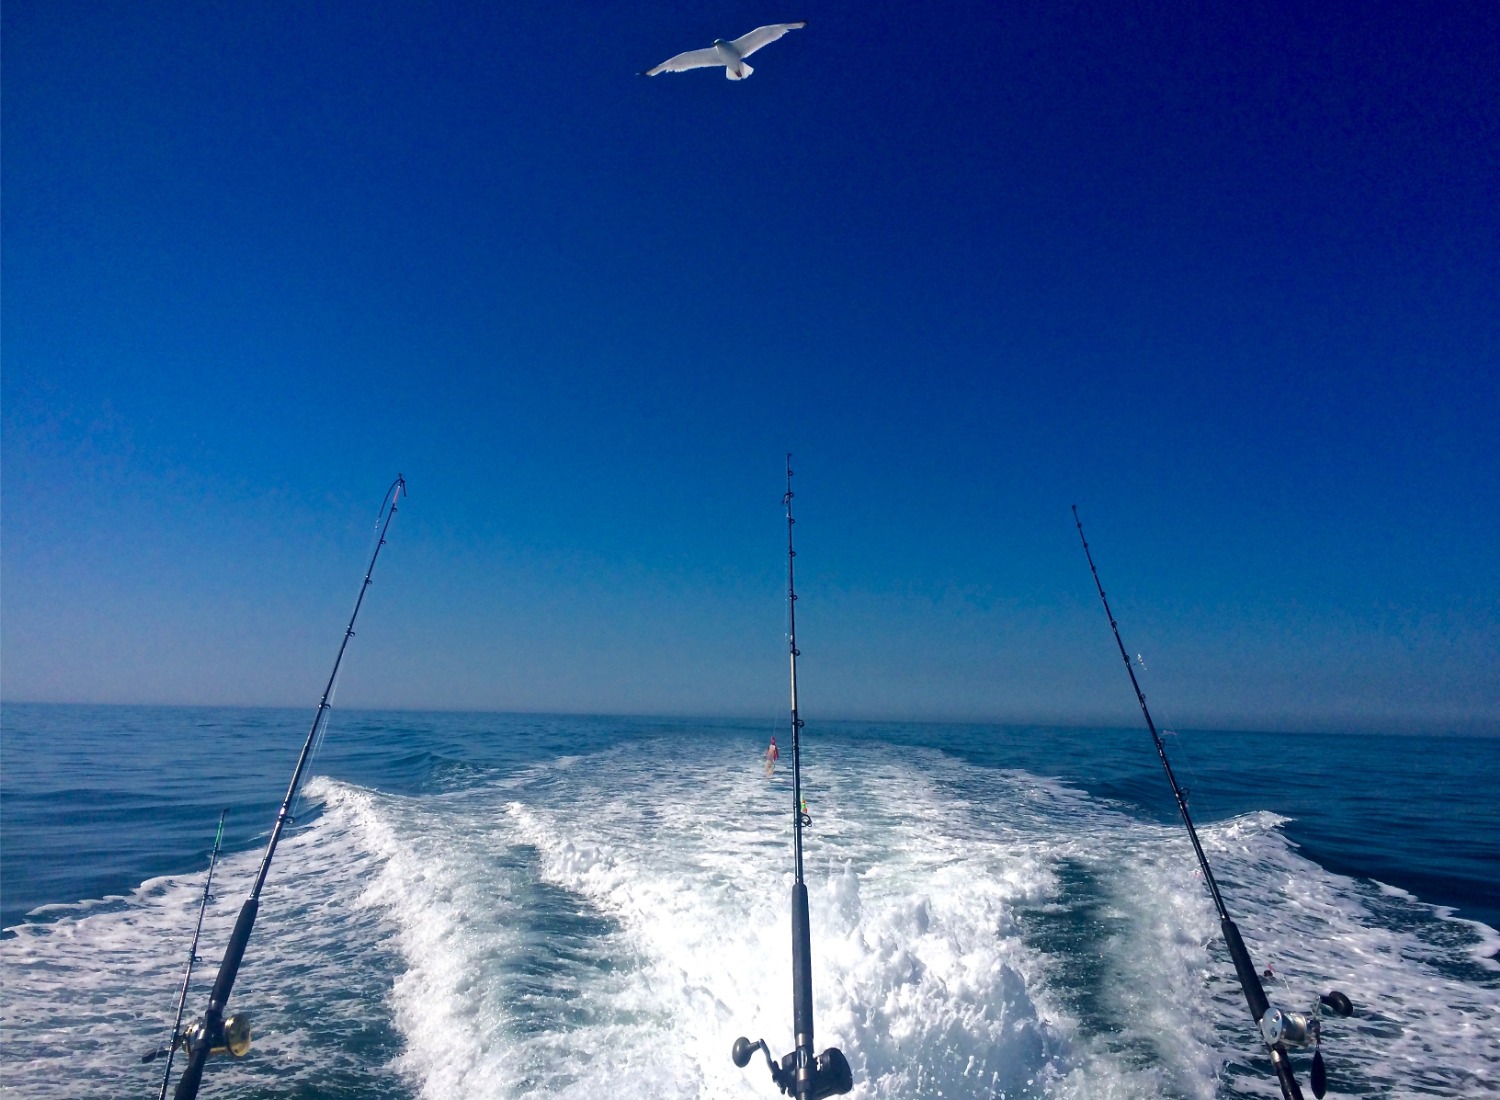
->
[
  {"left": 1144, "top": 677, "right": 1219, "bottom": 854},
  {"left": 288, "top": 667, "right": 341, "bottom": 829},
  {"left": 1117, "top": 598, "right": 1232, "bottom": 871},
  {"left": 284, "top": 478, "right": 405, "bottom": 827},
  {"left": 287, "top": 717, "right": 329, "bottom": 831},
  {"left": 1148, "top": 666, "right": 1277, "bottom": 961}
]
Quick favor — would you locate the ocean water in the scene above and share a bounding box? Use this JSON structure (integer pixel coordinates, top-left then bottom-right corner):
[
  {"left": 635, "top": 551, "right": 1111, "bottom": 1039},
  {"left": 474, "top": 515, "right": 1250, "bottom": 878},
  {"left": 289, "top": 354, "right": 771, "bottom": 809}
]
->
[{"left": 2, "top": 703, "right": 1497, "bottom": 1099}]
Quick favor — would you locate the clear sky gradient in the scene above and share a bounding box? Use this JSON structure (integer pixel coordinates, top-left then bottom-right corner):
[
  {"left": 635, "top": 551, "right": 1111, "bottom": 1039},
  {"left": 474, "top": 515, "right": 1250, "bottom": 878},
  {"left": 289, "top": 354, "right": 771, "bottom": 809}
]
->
[{"left": 4, "top": 1, "right": 1497, "bottom": 732}]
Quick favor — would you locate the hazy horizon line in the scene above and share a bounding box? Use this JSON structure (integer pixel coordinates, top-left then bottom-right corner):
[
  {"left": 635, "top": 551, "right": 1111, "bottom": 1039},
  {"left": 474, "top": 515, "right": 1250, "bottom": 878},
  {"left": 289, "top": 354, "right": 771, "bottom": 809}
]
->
[{"left": 3, "top": 697, "right": 1495, "bottom": 739}]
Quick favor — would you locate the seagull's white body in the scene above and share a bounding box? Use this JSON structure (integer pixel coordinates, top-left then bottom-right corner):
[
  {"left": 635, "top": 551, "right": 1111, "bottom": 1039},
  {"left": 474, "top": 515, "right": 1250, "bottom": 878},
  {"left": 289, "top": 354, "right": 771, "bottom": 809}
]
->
[{"left": 643, "top": 22, "right": 806, "bottom": 80}]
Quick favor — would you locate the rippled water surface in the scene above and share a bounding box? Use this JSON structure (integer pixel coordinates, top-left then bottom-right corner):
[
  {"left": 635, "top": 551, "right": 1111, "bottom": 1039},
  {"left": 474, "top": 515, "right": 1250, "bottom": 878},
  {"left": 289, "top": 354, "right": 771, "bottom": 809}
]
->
[{"left": 3, "top": 704, "right": 1496, "bottom": 1098}]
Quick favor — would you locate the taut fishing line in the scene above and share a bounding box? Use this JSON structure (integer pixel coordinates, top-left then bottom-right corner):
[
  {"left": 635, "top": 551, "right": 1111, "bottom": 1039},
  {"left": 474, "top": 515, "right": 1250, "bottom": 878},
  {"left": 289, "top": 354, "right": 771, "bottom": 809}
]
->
[{"left": 288, "top": 497, "right": 395, "bottom": 826}]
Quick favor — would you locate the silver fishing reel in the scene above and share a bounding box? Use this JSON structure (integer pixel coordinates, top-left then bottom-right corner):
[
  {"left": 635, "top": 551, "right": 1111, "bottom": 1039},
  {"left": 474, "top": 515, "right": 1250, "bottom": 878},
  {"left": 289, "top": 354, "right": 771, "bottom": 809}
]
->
[
  {"left": 1261, "top": 991, "right": 1352, "bottom": 1098},
  {"left": 1261, "top": 990, "right": 1353, "bottom": 1048},
  {"left": 1260, "top": 1005, "right": 1315, "bottom": 1047}
]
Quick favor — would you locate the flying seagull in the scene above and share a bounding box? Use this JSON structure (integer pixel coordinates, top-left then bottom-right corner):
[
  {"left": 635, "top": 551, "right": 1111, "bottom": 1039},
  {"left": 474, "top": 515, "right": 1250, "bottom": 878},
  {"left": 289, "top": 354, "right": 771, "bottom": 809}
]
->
[{"left": 642, "top": 22, "right": 806, "bottom": 80}]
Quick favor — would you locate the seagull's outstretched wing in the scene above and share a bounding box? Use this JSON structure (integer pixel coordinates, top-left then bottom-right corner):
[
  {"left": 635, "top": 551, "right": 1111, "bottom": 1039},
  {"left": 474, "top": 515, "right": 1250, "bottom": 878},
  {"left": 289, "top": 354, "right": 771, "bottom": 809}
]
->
[
  {"left": 729, "top": 21, "right": 807, "bottom": 58},
  {"left": 643, "top": 46, "right": 723, "bottom": 76}
]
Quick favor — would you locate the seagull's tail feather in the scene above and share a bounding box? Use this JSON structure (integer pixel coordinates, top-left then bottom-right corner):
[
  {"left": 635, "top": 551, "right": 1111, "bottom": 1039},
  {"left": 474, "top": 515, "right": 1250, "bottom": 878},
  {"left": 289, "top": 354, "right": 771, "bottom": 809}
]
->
[{"left": 727, "top": 61, "right": 753, "bottom": 80}]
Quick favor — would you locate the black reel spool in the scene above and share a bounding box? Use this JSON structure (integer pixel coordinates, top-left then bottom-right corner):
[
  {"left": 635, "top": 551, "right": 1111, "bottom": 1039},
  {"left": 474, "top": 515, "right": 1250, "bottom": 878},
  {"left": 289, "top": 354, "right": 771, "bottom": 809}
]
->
[
  {"left": 1320, "top": 991, "right": 1353, "bottom": 1018},
  {"left": 733, "top": 1037, "right": 852, "bottom": 1100}
]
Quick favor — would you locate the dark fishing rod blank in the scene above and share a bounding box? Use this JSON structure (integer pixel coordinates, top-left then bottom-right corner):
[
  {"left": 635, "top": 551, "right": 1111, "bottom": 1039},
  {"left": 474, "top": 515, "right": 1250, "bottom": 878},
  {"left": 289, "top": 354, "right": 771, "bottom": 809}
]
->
[
  {"left": 1072, "top": 505, "right": 1352, "bottom": 1100},
  {"left": 168, "top": 475, "right": 407, "bottom": 1100},
  {"left": 732, "top": 457, "right": 852, "bottom": 1100}
]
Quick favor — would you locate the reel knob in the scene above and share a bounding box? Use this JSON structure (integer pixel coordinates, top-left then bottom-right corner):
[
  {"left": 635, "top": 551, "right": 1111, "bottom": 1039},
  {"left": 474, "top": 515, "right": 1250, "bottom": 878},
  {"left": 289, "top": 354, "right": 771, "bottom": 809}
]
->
[
  {"left": 731, "top": 1036, "right": 754, "bottom": 1068},
  {"left": 1320, "top": 990, "right": 1353, "bottom": 1017}
]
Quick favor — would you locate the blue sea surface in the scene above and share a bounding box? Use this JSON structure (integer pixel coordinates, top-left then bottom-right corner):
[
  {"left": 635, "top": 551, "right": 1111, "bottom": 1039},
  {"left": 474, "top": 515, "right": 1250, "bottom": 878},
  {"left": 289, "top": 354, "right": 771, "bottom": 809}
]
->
[{"left": 2, "top": 703, "right": 1497, "bottom": 1099}]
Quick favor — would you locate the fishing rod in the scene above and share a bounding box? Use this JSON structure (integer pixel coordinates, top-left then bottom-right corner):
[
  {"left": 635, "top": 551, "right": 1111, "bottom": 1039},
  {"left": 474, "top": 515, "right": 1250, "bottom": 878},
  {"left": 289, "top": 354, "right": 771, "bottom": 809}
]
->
[
  {"left": 1072, "top": 506, "right": 1352, "bottom": 1100},
  {"left": 140, "top": 810, "right": 227, "bottom": 1100},
  {"left": 732, "top": 456, "right": 852, "bottom": 1100},
  {"left": 169, "top": 474, "right": 407, "bottom": 1100}
]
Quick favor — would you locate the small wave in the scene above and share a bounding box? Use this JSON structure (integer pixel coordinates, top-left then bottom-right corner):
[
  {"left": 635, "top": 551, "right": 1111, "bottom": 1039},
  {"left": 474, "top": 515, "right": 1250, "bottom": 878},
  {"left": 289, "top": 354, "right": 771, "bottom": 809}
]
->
[{"left": 5, "top": 741, "right": 1498, "bottom": 1099}]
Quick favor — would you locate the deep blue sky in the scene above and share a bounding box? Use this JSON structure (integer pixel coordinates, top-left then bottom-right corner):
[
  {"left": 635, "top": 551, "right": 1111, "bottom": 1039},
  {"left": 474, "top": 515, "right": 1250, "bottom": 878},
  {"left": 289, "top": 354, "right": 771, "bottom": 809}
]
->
[{"left": 4, "top": 1, "right": 1496, "bottom": 732}]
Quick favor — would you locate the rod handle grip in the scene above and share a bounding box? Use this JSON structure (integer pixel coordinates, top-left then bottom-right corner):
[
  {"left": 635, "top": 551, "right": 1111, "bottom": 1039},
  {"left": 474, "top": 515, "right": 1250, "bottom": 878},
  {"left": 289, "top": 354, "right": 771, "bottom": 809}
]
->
[{"left": 1271, "top": 1043, "right": 1305, "bottom": 1100}]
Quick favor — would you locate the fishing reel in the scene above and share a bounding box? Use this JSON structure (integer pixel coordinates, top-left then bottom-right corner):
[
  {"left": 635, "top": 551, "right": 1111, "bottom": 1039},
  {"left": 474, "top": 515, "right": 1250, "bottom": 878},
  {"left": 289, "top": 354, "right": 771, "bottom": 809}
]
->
[
  {"left": 184, "top": 1012, "right": 253, "bottom": 1060},
  {"left": 140, "top": 1013, "right": 252, "bottom": 1065},
  {"left": 1260, "top": 991, "right": 1353, "bottom": 1099},
  {"left": 732, "top": 1036, "right": 852, "bottom": 1100}
]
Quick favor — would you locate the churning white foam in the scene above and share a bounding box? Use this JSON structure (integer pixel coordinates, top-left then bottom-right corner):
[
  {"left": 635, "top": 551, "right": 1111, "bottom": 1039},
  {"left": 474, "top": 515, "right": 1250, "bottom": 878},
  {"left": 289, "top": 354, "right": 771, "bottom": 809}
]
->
[
  {"left": 4, "top": 736, "right": 1497, "bottom": 1099},
  {"left": 0, "top": 784, "right": 405, "bottom": 1099}
]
